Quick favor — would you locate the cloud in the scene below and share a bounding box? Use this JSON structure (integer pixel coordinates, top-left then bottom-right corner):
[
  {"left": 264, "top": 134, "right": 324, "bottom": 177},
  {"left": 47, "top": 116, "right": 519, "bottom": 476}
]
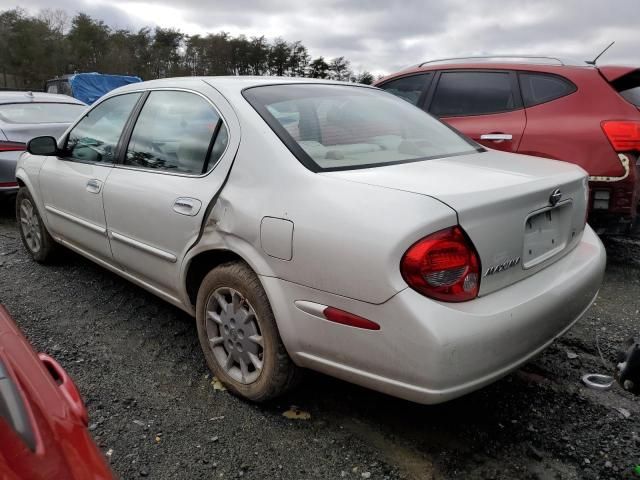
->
[{"left": 1, "top": 0, "right": 638, "bottom": 74}]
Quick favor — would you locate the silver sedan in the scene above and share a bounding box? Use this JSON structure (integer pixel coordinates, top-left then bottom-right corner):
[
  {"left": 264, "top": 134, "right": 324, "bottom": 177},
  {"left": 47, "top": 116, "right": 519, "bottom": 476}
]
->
[
  {"left": 15, "top": 77, "right": 605, "bottom": 404},
  {"left": 0, "top": 91, "right": 86, "bottom": 199}
]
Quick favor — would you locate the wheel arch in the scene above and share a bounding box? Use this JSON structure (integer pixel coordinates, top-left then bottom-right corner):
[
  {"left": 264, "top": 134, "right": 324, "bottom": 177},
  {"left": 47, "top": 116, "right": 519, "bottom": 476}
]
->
[
  {"left": 14, "top": 170, "right": 50, "bottom": 228},
  {"left": 185, "top": 249, "right": 251, "bottom": 307}
]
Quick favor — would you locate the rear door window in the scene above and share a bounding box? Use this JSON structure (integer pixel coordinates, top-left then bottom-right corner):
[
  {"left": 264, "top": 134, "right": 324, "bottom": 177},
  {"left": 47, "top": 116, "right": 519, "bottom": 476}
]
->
[
  {"left": 378, "top": 73, "right": 432, "bottom": 106},
  {"left": 430, "top": 71, "right": 517, "bottom": 117},
  {"left": 124, "top": 90, "right": 228, "bottom": 175},
  {"left": 519, "top": 73, "right": 576, "bottom": 107}
]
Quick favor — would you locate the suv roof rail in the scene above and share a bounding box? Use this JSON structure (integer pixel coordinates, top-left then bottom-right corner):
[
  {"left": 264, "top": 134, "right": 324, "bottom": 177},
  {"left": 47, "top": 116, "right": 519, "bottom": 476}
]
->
[{"left": 418, "top": 55, "right": 587, "bottom": 67}]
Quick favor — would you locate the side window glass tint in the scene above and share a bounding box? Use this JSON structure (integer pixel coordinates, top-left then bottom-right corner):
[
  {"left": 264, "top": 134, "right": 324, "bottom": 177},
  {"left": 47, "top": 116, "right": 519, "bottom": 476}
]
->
[
  {"left": 65, "top": 92, "right": 141, "bottom": 163},
  {"left": 519, "top": 73, "right": 576, "bottom": 107},
  {"left": 430, "top": 72, "right": 515, "bottom": 116},
  {"left": 379, "top": 74, "right": 432, "bottom": 105},
  {"left": 125, "top": 91, "right": 226, "bottom": 175}
]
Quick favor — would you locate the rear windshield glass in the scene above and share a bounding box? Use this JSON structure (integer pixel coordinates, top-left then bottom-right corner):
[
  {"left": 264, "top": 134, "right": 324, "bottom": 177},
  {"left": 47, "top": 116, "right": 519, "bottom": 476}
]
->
[
  {"left": 243, "top": 84, "right": 481, "bottom": 172},
  {"left": 0, "top": 102, "right": 86, "bottom": 124},
  {"left": 612, "top": 70, "right": 640, "bottom": 107},
  {"left": 620, "top": 87, "right": 640, "bottom": 107}
]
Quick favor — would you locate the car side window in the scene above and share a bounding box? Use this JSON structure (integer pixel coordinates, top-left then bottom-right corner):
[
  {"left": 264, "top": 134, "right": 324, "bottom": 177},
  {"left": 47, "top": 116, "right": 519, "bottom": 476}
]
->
[
  {"left": 378, "top": 73, "right": 432, "bottom": 106},
  {"left": 124, "top": 91, "right": 228, "bottom": 175},
  {"left": 519, "top": 73, "right": 577, "bottom": 107},
  {"left": 64, "top": 93, "right": 141, "bottom": 163},
  {"left": 430, "top": 71, "right": 516, "bottom": 117}
]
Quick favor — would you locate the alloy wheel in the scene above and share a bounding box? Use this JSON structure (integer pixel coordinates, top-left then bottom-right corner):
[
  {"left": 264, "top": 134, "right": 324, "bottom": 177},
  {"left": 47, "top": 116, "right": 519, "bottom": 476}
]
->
[
  {"left": 205, "top": 287, "right": 264, "bottom": 384},
  {"left": 19, "top": 198, "right": 41, "bottom": 254}
]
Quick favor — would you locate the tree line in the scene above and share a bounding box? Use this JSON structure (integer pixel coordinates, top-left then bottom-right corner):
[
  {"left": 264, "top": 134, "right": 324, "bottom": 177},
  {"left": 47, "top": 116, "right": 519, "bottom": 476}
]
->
[{"left": 0, "top": 8, "right": 376, "bottom": 90}]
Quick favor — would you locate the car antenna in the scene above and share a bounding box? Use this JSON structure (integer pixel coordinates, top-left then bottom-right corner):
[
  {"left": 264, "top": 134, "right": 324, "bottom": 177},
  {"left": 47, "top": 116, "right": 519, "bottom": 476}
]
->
[{"left": 586, "top": 41, "right": 615, "bottom": 65}]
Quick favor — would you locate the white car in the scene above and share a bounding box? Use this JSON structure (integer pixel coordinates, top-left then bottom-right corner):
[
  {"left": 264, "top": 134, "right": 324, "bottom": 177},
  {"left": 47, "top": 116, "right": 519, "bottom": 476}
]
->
[{"left": 15, "top": 77, "right": 606, "bottom": 404}]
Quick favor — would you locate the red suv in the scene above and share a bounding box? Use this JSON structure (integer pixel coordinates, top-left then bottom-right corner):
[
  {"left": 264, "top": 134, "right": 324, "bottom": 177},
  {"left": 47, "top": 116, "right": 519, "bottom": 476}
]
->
[{"left": 374, "top": 56, "right": 640, "bottom": 234}]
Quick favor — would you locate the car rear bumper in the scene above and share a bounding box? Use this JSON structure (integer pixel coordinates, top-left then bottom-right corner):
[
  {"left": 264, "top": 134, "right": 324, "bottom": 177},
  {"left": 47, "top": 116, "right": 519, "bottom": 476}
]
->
[
  {"left": 0, "top": 184, "right": 18, "bottom": 198},
  {"left": 263, "top": 225, "right": 606, "bottom": 404},
  {"left": 0, "top": 152, "right": 20, "bottom": 198}
]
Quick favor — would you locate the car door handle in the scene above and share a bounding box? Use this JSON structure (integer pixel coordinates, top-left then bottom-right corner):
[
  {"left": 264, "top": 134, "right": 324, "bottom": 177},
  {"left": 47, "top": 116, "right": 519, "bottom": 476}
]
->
[
  {"left": 480, "top": 133, "right": 513, "bottom": 142},
  {"left": 173, "top": 197, "right": 202, "bottom": 216},
  {"left": 86, "top": 179, "right": 102, "bottom": 194}
]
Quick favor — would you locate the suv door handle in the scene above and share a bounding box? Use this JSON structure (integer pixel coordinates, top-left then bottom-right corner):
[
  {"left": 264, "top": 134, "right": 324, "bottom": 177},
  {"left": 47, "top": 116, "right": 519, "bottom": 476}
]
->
[
  {"left": 480, "top": 133, "right": 513, "bottom": 142},
  {"left": 86, "top": 179, "right": 102, "bottom": 194},
  {"left": 173, "top": 197, "right": 202, "bottom": 216}
]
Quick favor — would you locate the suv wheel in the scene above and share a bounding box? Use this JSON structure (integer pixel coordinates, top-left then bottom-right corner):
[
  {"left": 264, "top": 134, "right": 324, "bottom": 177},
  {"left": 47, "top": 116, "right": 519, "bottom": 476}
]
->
[
  {"left": 196, "top": 261, "right": 300, "bottom": 402},
  {"left": 16, "top": 188, "right": 57, "bottom": 263}
]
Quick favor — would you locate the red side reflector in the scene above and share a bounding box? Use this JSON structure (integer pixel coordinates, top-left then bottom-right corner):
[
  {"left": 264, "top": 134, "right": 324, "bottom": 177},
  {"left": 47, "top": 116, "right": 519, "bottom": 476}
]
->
[
  {"left": 0, "top": 141, "right": 26, "bottom": 153},
  {"left": 601, "top": 121, "right": 640, "bottom": 152},
  {"left": 0, "top": 182, "right": 18, "bottom": 188},
  {"left": 322, "top": 307, "right": 380, "bottom": 331}
]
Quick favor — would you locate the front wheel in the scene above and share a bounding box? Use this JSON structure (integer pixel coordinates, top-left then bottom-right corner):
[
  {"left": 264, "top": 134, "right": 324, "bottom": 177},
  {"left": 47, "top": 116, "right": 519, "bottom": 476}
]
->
[
  {"left": 196, "top": 261, "right": 300, "bottom": 402},
  {"left": 16, "top": 188, "right": 57, "bottom": 263}
]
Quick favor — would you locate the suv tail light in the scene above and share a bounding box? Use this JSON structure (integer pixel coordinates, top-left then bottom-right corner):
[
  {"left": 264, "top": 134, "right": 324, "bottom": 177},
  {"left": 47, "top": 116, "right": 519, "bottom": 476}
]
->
[
  {"left": 401, "top": 226, "right": 480, "bottom": 302},
  {"left": 601, "top": 121, "right": 640, "bottom": 152}
]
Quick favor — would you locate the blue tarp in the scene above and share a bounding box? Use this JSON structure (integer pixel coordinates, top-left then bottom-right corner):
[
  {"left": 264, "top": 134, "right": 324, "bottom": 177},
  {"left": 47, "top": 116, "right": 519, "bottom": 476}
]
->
[{"left": 68, "top": 72, "right": 142, "bottom": 104}]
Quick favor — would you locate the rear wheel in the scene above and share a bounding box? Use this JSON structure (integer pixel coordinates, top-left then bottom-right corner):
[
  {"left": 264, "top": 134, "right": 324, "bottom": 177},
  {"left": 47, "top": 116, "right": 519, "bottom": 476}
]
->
[
  {"left": 16, "top": 188, "right": 57, "bottom": 263},
  {"left": 196, "top": 261, "right": 300, "bottom": 402}
]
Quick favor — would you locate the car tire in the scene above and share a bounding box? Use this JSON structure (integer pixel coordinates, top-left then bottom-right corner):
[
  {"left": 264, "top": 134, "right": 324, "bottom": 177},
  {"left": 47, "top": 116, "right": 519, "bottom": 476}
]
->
[
  {"left": 196, "top": 261, "right": 301, "bottom": 402},
  {"left": 15, "top": 187, "right": 58, "bottom": 263}
]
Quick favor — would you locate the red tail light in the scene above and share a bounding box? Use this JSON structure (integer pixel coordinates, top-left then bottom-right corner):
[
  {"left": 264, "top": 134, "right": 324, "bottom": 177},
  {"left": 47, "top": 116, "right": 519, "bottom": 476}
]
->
[
  {"left": 601, "top": 121, "right": 640, "bottom": 152},
  {"left": 401, "top": 226, "right": 480, "bottom": 302},
  {"left": 0, "top": 141, "right": 26, "bottom": 152}
]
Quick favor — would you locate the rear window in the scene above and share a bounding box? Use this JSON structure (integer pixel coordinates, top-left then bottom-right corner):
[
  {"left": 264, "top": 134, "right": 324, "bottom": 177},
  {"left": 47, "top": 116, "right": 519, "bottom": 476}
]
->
[
  {"left": 611, "top": 70, "right": 640, "bottom": 107},
  {"left": 0, "top": 103, "right": 85, "bottom": 124},
  {"left": 243, "top": 84, "right": 481, "bottom": 172},
  {"left": 519, "top": 73, "right": 576, "bottom": 107},
  {"left": 430, "top": 71, "right": 517, "bottom": 117}
]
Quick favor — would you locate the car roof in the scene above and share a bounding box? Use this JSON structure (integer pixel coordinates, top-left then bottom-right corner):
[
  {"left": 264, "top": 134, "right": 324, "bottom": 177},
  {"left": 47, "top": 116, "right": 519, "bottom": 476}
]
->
[
  {"left": 416, "top": 55, "right": 590, "bottom": 68},
  {"left": 112, "top": 76, "right": 372, "bottom": 97},
  {"left": 374, "top": 57, "right": 604, "bottom": 85},
  {"left": 0, "top": 91, "right": 86, "bottom": 105}
]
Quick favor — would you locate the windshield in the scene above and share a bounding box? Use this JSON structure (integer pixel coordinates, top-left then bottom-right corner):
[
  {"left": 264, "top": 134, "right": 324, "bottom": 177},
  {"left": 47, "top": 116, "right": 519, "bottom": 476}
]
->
[
  {"left": 243, "top": 84, "right": 481, "bottom": 171},
  {"left": 0, "top": 102, "right": 86, "bottom": 124}
]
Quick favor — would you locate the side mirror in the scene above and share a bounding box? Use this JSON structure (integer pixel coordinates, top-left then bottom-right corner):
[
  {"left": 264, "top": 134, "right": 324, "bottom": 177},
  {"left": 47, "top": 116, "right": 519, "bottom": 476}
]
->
[{"left": 27, "top": 136, "right": 58, "bottom": 156}]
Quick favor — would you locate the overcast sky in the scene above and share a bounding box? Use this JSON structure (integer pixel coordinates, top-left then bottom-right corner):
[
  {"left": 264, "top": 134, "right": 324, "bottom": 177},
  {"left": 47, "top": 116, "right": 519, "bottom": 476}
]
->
[{"left": 2, "top": 0, "right": 639, "bottom": 75}]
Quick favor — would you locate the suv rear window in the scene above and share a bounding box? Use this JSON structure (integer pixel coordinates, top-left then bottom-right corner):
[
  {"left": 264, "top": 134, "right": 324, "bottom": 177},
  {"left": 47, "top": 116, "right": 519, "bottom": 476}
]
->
[
  {"left": 611, "top": 69, "right": 640, "bottom": 107},
  {"left": 430, "top": 71, "right": 516, "bottom": 117},
  {"left": 519, "top": 73, "right": 576, "bottom": 107},
  {"left": 243, "top": 84, "right": 481, "bottom": 172}
]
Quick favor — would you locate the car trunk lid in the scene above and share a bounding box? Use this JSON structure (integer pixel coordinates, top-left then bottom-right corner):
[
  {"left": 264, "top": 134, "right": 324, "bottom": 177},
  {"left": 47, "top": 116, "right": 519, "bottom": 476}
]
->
[{"left": 323, "top": 150, "right": 589, "bottom": 296}]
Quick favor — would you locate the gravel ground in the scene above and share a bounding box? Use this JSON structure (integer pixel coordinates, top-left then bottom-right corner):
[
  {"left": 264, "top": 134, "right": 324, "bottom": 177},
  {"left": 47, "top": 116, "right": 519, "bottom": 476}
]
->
[{"left": 1, "top": 199, "right": 640, "bottom": 480}]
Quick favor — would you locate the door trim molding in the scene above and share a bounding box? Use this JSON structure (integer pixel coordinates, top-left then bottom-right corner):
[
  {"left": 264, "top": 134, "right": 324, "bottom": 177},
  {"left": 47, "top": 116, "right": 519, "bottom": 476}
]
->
[
  {"left": 44, "top": 205, "right": 107, "bottom": 235},
  {"left": 109, "top": 230, "right": 177, "bottom": 263}
]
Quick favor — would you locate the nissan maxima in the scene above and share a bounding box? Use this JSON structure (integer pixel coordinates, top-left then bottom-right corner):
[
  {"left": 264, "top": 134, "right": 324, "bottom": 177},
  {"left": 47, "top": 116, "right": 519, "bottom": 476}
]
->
[{"left": 14, "top": 77, "right": 606, "bottom": 404}]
